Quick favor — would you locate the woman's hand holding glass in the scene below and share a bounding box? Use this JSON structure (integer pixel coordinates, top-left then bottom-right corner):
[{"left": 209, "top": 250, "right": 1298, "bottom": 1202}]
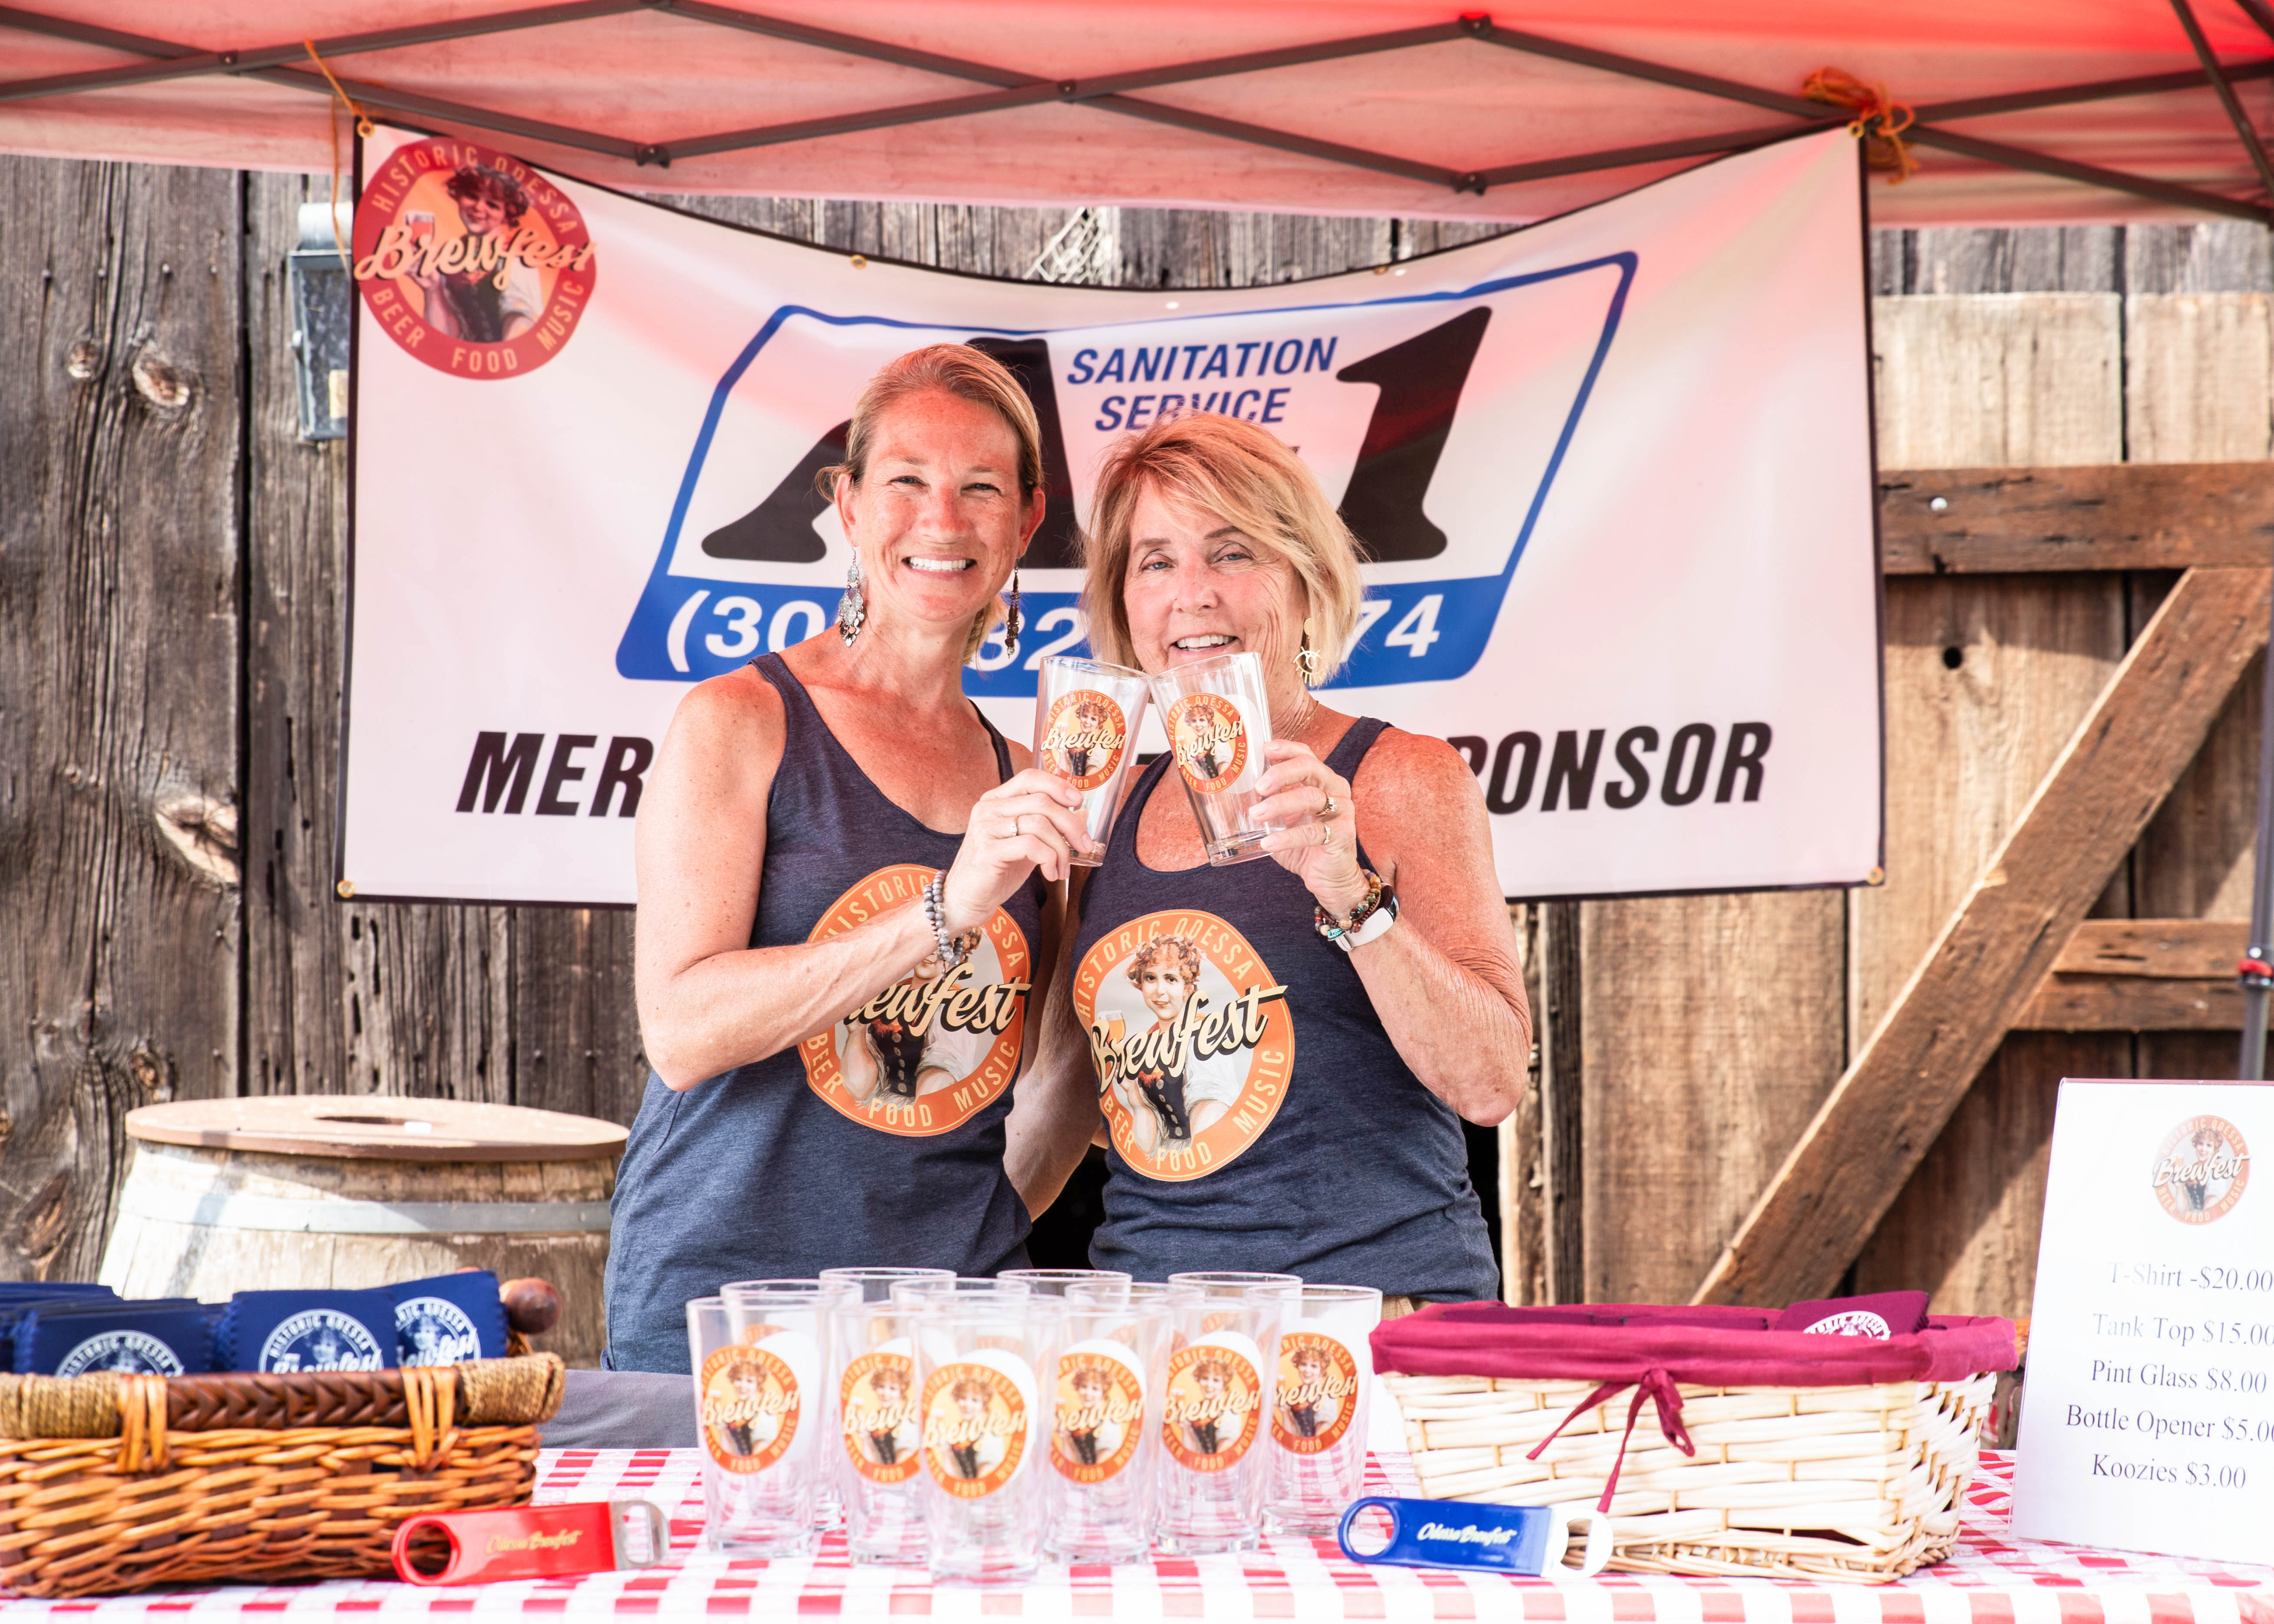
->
[
  {"left": 939, "top": 769, "right": 1095, "bottom": 930},
  {"left": 1248, "top": 740, "right": 1371, "bottom": 921}
]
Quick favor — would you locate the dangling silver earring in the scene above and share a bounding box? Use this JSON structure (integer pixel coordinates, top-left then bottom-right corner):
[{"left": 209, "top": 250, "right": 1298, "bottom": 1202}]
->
[
  {"left": 837, "top": 555, "right": 867, "bottom": 646},
  {"left": 1296, "top": 617, "right": 1322, "bottom": 683},
  {"left": 1003, "top": 571, "right": 1023, "bottom": 657}
]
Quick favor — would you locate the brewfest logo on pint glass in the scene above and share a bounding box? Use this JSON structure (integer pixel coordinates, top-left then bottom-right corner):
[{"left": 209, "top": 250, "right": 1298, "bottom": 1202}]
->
[
  {"left": 1041, "top": 691, "right": 1130, "bottom": 792},
  {"left": 1163, "top": 1343, "right": 1261, "bottom": 1471},
  {"left": 1050, "top": 1350, "right": 1144, "bottom": 1483},
  {"left": 1073, "top": 911, "right": 1292, "bottom": 1180},
  {"left": 840, "top": 1350, "right": 922, "bottom": 1485},
  {"left": 922, "top": 1362, "right": 1028, "bottom": 1498},
  {"left": 699, "top": 1344, "right": 800, "bottom": 1473},
  {"left": 2149, "top": 1115, "right": 2251, "bottom": 1224},
  {"left": 1164, "top": 693, "right": 1249, "bottom": 795},
  {"left": 352, "top": 137, "right": 596, "bottom": 379},
  {"left": 799, "top": 864, "right": 1032, "bottom": 1135},
  {"left": 1272, "top": 1332, "right": 1360, "bottom": 1453}
]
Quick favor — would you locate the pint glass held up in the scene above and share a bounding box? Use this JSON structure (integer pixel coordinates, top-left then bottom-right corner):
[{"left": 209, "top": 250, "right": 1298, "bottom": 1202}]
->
[
  {"left": 1032, "top": 657, "right": 1150, "bottom": 868},
  {"left": 1147, "top": 651, "right": 1278, "bottom": 866}
]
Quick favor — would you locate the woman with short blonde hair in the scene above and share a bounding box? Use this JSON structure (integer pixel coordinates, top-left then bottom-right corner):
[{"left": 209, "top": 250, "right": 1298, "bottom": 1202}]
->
[{"left": 1008, "top": 412, "right": 1532, "bottom": 1305}]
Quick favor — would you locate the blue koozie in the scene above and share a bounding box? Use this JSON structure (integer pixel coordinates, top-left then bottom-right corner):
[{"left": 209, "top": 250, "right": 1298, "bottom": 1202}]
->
[
  {"left": 18, "top": 1301, "right": 212, "bottom": 1377},
  {"left": 389, "top": 1272, "right": 507, "bottom": 1365},
  {"left": 219, "top": 1291, "right": 400, "bottom": 1373},
  {"left": 1336, "top": 1497, "right": 1613, "bottom": 1577},
  {"left": 0, "top": 1285, "right": 118, "bottom": 1370}
]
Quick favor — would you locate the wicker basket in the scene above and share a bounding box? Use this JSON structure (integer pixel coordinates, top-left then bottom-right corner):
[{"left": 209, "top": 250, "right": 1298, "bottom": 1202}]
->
[
  {"left": 1383, "top": 1369, "right": 1996, "bottom": 1583},
  {"left": 0, "top": 1354, "right": 566, "bottom": 1598}
]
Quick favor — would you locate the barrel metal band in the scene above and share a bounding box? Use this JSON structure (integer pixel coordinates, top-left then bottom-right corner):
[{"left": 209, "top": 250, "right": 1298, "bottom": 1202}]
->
[{"left": 119, "top": 1187, "right": 611, "bottom": 1235}]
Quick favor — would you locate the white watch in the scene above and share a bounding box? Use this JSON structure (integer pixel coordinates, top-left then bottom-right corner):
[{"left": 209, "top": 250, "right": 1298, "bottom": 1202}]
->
[{"left": 1336, "top": 894, "right": 1399, "bottom": 953}]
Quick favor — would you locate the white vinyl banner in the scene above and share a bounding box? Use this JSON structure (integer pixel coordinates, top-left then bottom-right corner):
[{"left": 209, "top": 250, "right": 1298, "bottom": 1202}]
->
[{"left": 343, "top": 126, "right": 1881, "bottom": 905}]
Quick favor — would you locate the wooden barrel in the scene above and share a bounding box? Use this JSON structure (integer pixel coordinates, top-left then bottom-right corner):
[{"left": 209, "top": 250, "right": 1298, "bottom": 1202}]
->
[{"left": 99, "top": 1098, "right": 626, "bottom": 1368}]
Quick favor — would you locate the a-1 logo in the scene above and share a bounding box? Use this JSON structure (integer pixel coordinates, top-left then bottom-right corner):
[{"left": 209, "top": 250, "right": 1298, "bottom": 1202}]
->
[{"left": 615, "top": 255, "right": 1632, "bottom": 694}]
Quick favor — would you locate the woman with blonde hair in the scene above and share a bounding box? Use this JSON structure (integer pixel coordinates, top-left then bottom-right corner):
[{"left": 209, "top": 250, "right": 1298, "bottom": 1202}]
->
[
  {"left": 1008, "top": 413, "right": 1530, "bottom": 1306},
  {"left": 607, "top": 344, "right": 1091, "bottom": 1373}
]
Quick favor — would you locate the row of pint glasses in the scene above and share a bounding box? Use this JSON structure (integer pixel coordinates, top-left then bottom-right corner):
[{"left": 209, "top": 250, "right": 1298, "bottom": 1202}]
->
[
  {"left": 687, "top": 1268, "right": 1379, "bottom": 1581},
  {"left": 1034, "top": 649, "right": 1280, "bottom": 867}
]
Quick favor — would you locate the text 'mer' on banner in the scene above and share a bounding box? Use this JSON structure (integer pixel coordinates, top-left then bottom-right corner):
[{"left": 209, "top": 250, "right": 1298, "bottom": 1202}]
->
[{"left": 343, "top": 127, "right": 1881, "bottom": 906}]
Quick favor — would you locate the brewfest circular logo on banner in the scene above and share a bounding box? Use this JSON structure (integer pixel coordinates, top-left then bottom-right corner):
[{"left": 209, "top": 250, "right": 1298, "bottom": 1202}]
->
[
  {"left": 1041, "top": 690, "right": 1130, "bottom": 792},
  {"left": 1163, "top": 1341, "right": 1261, "bottom": 1471},
  {"left": 353, "top": 137, "right": 596, "bottom": 379},
  {"left": 1074, "top": 910, "right": 1292, "bottom": 1180},
  {"left": 699, "top": 1344, "right": 800, "bottom": 1473},
  {"left": 2150, "top": 1115, "right": 2251, "bottom": 1224},
  {"left": 1050, "top": 1348, "right": 1144, "bottom": 1483},
  {"left": 840, "top": 1350, "right": 921, "bottom": 1485},
  {"left": 1164, "top": 693, "right": 1249, "bottom": 795},
  {"left": 922, "top": 1361, "right": 1027, "bottom": 1498},
  {"left": 800, "top": 864, "right": 1032, "bottom": 1135},
  {"left": 1272, "top": 1331, "right": 1359, "bottom": 1453}
]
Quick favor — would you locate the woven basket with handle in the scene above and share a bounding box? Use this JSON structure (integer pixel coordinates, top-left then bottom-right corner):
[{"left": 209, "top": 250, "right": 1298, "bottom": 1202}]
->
[
  {"left": 0, "top": 1353, "right": 566, "bottom": 1598},
  {"left": 1375, "top": 1304, "right": 2018, "bottom": 1584}
]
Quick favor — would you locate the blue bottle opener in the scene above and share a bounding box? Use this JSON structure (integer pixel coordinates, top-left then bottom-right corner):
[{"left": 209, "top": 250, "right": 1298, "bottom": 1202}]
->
[{"left": 1336, "top": 1497, "right": 1613, "bottom": 1578}]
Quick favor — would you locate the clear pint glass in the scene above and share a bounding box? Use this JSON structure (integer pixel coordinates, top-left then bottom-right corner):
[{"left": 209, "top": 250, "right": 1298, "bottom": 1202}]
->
[
  {"left": 687, "top": 1296, "right": 819, "bottom": 1556},
  {"left": 1033, "top": 656, "right": 1151, "bottom": 867},
  {"left": 1266, "top": 1285, "right": 1380, "bottom": 1535},
  {"left": 830, "top": 1297, "right": 929, "bottom": 1565},
  {"left": 999, "top": 1268, "right": 1132, "bottom": 1297},
  {"left": 890, "top": 1277, "right": 1033, "bottom": 1307},
  {"left": 1147, "top": 650, "right": 1278, "bottom": 865},
  {"left": 822, "top": 1266, "right": 955, "bottom": 1303},
  {"left": 915, "top": 1293, "right": 1063, "bottom": 1584},
  {"left": 722, "top": 1281, "right": 853, "bottom": 1530},
  {"left": 1152, "top": 1276, "right": 1297, "bottom": 1552},
  {"left": 1047, "top": 1282, "right": 1191, "bottom": 1563}
]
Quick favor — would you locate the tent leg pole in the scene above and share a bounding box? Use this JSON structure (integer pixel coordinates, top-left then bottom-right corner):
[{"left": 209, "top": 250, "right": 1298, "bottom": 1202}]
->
[{"left": 2241, "top": 577, "right": 2274, "bottom": 1080}]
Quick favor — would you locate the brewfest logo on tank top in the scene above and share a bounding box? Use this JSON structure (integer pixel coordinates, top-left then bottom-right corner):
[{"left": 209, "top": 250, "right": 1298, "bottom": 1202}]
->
[
  {"left": 2150, "top": 1115, "right": 2251, "bottom": 1224},
  {"left": 922, "top": 1361, "right": 1028, "bottom": 1498},
  {"left": 1073, "top": 910, "right": 1292, "bottom": 1180},
  {"left": 1040, "top": 690, "right": 1130, "bottom": 792},
  {"left": 698, "top": 1344, "right": 800, "bottom": 1473},
  {"left": 800, "top": 864, "right": 1032, "bottom": 1135},
  {"left": 353, "top": 137, "right": 596, "bottom": 379},
  {"left": 1162, "top": 1340, "right": 1262, "bottom": 1471},
  {"left": 1050, "top": 1347, "right": 1144, "bottom": 1484},
  {"left": 1164, "top": 694, "right": 1249, "bottom": 795},
  {"left": 1272, "top": 1332, "right": 1360, "bottom": 1453},
  {"left": 840, "top": 1349, "right": 921, "bottom": 1485}
]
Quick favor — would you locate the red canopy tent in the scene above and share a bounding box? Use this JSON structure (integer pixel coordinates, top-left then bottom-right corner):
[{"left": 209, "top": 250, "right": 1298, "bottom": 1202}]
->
[{"left": 1, "top": 0, "right": 2272, "bottom": 226}]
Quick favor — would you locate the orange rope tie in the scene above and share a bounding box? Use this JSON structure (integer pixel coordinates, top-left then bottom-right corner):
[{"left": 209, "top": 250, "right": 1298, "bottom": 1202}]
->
[
  {"left": 304, "top": 40, "right": 374, "bottom": 266},
  {"left": 1803, "top": 67, "right": 1918, "bottom": 184}
]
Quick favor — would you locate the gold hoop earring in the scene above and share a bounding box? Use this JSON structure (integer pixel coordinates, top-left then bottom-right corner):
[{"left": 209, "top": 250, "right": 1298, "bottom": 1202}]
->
[{"left": 1296, "top": 617, "right": 1322, "bottom": 683}]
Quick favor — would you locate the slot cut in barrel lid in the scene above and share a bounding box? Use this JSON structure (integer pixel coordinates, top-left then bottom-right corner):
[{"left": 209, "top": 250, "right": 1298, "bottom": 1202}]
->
[{"left": 124, "top": 1098, "right": 626, "bottom": 1162}]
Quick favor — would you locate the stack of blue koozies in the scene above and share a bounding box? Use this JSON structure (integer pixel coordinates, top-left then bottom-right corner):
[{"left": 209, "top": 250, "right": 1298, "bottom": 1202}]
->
[{"left": 3, "top": 1271, "right": 510, "bottom": 1377}]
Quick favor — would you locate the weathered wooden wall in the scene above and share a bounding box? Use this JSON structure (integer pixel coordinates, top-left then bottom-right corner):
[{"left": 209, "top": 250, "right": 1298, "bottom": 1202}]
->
[{"left": 2, "top": 150, "right": 2266, "bottom": 1324}]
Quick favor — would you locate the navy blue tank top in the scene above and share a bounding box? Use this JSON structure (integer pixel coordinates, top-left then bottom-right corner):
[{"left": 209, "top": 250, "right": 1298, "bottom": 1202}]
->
[
  {"left": 605, "top": 654, "right": 1044, "bottom": 1371},
  {"left": 1069, "top": 718, "right": 1498, "bottom": 1301}
]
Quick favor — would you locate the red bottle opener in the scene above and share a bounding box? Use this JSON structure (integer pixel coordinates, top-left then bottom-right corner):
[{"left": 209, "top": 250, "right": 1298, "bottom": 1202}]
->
[{"left": 390, "top": 1501, "right": 668, "bottom": 1585}]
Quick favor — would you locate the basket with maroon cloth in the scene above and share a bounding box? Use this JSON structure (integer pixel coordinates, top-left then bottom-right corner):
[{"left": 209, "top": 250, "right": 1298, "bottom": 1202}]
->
[{"left": 1371, "top": 1299, "right": 2018, "bottom": 1584}]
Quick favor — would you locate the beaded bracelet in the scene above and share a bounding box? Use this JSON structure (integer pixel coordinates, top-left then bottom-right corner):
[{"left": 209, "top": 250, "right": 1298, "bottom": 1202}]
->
[{"left": 922, "top": 869, "right": 980, "bottom": 972}]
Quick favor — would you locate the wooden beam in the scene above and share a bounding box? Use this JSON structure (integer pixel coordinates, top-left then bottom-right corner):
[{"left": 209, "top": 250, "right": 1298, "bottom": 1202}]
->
[
  {"left": 2015, "top": 918, "right": 2248, "bottom": 1031},
  {"left": 1696, "top": 566, "right": 2272, "bottom": 1306},
  {"left": 1880, "top": 463, "right": 2274, "bottom": 574}
]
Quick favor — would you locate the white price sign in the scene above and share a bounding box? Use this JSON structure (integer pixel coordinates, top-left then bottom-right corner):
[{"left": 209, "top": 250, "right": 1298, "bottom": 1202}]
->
[{"left": 2013, "top": 1078, "right": 2271, "bottom": 1561}]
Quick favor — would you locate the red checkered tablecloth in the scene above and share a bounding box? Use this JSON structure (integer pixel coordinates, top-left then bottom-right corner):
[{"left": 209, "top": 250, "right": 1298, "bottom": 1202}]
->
[{"left": 2, "top": 1451, "right": 2267, "bottom": 1619}]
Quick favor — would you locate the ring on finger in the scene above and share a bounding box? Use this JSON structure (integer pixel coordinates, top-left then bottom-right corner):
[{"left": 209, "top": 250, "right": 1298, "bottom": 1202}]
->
[
  {"left": 1322, "top": 792, "right": 1338, "bottom": 819},
  {"left": 1002, "top": 815, "right": 1021, "bottom": 839}
]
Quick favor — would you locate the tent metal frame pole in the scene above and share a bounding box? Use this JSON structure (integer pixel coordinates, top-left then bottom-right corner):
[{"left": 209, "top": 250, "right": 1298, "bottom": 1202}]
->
[
  {"left": 0, "top": 0, "right": 2269, "bottom": 221},
  {"left": 2169, "top": 0, "right": 2274, "bottom": 201},
  {"left": 2244, "top": 583, "right": 2274, "bottom": 1080}
]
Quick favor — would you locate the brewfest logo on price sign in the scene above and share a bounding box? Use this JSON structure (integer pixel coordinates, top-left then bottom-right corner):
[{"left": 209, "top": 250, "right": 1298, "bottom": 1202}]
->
[{"left": 2014, "top": 1080, "right": 2274, "bottom": 1563}]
